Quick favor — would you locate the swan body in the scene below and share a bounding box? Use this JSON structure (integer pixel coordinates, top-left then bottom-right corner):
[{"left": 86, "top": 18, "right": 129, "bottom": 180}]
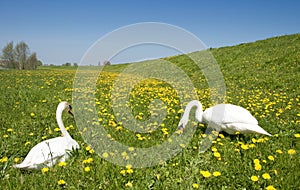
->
[
  {"left": 178, "top": 100, "right": 272, "bottom": 136},
  {"left": 14, "top": 101, "right": 79, "bottom": 169}
]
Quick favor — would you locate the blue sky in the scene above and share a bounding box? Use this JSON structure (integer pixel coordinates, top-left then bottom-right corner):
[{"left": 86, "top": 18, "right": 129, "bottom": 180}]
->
[{"left": 0, "top": 0, "right": 299, "bottom": 65}]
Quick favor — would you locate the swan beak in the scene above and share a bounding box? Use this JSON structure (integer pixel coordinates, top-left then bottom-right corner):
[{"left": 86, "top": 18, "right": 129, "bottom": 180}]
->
[
  {"left": 177, "top": 124, "right": 184, "bottom": 134},
  {"left": 68, "top": 109, "right": 74, "bottom": 117}
]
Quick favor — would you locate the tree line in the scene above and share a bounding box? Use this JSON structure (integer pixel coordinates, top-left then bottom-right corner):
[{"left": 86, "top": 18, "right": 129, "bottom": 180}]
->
[{"left": 0, "top": 41, "right": 42, "bottom": 70}]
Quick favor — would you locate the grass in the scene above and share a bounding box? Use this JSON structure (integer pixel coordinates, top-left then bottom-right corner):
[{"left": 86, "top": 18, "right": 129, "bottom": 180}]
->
[{"left": 0, "top": 34, "right": 299, "bottom": 189}]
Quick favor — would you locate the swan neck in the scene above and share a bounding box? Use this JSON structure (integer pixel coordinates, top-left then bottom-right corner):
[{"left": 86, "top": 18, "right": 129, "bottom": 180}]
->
[
  {"left": 184, "top": 100, "right": 203, "bottom": 122},
  {"left": 56, "top": 104, "right": 70, "bottom": 137}
]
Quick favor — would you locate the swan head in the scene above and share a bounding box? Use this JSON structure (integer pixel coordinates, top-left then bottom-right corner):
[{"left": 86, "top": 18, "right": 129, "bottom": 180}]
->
[{"left": 58, "top": 101, "right": 73, "bottom": 116}]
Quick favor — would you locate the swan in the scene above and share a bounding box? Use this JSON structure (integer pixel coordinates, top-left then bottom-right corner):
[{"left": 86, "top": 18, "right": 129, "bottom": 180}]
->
[
  {"left": 14, "top": 101, "right": 79, "bottom": 169},
  {"left": 177, "top": 100, "right": 272, "bottom": 136}
]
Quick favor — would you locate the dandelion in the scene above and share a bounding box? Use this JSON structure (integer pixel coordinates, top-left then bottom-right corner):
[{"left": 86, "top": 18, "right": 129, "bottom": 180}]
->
[
  {"left": 84, "top": 166, "right": 91, "bottom": 172},
  {"left": 276, "top": 149, "right": 283, "bottom": 154},
  {"left": 82, "top": 158, "right": 93, "bottom": 164},
  {"left": 192, "top": 183, "right": 199, "bottom": 189},
  {"left": 241, "top": 144, "right": 249, "bottom": 150},
  {"left": 54, "top": 127, "right": 60, "bottom": 132},
  {"left": 253, "top": 159, "right": 260, "bottom": 164},
  {"left": 180, "top": 144, "right": 186, "bottom": 148},
  {"left": 255, "top": 164, "right": 262, "bottom": 171},
  {"left": 30, "top": 112, "right": 35, "bottom": 117},
  {"left": 3, "top": 134, "right": 8, "bottom": 138},
  {"left": 7, "top": 128, "right": 13, "bottom": 132},
  {"left": 14, "top": 157, "right": 20, "bottom": 163},
  {"left": 24, "top": 141, "right": 31, "bottom": 146},
  {"left": 126, "top": 164, "right": 134, "bottom": 174},
  {"left": 125, "top": 181, "right": 133, "bottom": 188},
  {"left": 200, "top": 170, "right": 211, "bottom": 178},
  {"left": 213, "top": 171, "right": 221, "bottom": 177},
  {"left": 0, "top": 156, "right": 8, "bottom": 163},
  {"left": 266, "top": 185, "right": 276, "bottom": 190},
  {"left": 86, "top": 145, "right": 91, "bottom": 151},
  {"left": 287, "top": 149, "right": 296, "bottom": 155},
  {"left": 213, "top": 152, "right": 221, "bottom": 159},
  {"left": 251, "top": 175, "right": 259, "bottom": 182},
  {"left": 128, "top": 147, "right": 135, "bottom": 152},
  {"left": 58, "top": 179, "right": 66, "bottom": 186},
  {"left": 262, "top": 173, "right": 271, "bottom": 180},
  {"left": 268, "top": 155, "right": 275, "bottom": 161},
  {"left": 295, "top": 133, "right": 300, "bottom": 138},
  {"left": 58, "top": 161, "right": 66, "bottom": 167},
  {"left": 211, "top": 147, "right": 218, "bottom": 152},
  {"left": 102, "top": 152, "right": 109, "bottom": 158},
  {"left": 120, "top": 170, "right": 126, "bottom": 176},
  {"left": 41, "top": 167, "right": 49, "bottom": 173}
]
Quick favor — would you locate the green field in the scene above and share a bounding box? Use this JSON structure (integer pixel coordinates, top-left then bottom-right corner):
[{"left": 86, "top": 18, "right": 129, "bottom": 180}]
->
[{"left": 0, "top": 34, "right": 299, "bottom": 189}]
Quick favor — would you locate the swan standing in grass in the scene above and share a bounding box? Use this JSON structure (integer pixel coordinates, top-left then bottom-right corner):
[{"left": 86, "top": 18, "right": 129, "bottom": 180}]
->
[
  {"left": 14, "top": 101, "right": 79, "bottom": 169},
  {"left": 177, "top": 100, "right": 272, "bottom": 136}
]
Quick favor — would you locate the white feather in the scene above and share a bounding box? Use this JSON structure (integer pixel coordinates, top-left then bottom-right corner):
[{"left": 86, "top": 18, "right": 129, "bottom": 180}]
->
[{"left": 14, "top": 101, "right": 79, "bottom": 170}]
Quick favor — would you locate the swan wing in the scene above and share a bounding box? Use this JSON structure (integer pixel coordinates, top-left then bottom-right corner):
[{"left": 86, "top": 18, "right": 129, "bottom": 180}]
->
[
  {"left": 203, "top": 104, "right": 258, "bottom": 125},
  {"left": 14, "top": 137, "right": 79, "bottom": 169},
  {"left": 224, "top": 123, "right": 272, "bottom": 136}
]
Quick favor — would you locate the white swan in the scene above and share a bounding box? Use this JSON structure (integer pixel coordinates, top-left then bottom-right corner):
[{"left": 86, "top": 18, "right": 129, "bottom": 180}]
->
[
  {"left": 14, "top": 101, "right": 79, "bottom": 169},
  {"left": 177, "top": 100, "right": 272, "bottom": 136}
]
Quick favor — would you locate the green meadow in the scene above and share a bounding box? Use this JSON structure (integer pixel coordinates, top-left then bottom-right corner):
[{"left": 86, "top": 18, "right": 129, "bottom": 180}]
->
[{"left": 0, "top": 34, "right": 299, "bottom": 189}]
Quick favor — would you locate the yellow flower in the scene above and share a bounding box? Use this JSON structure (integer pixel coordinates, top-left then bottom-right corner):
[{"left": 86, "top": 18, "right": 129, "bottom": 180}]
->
[
  {"left": 30, "top": 112, "right": 35, "bottom": 117},
  {"left": 276, "top": 149, "right": 283, "bottom": 154},
  {"left": 82, "top": 157, "right": 93, "bottom": 164},
  {"left": 7, "top": 128, "right": 13, "bottom": 132},
  {"left": 241, "top": 144, "right": 249, "bottom": 150},
  {"left": 41, "top": 167, "right": 49, "bottom": 173},
  {"left": 253, "top": 159, "right": 260, "bottom": 164},
  {"left": 266, "top": 185, "right": 276, "bottom": 190},
  {"left": 268, "top": 155, "right": 275, "bottom": 161},
  {"left": 251, "top": 175, "right": 259, "bottom": 182},
  {"left": 192, "top": 183, "right": 199, "bottom": 189},
  {"left": 128, "top": 147, "right": 135, "bottom": 152},
  {"left": 84, "top": 166, "right": 91, "bottom": 172},
  {"left": 125, "top": 181, "right": 133, "bottom": 188},
  {"left": 58, "top": 179, "right": 66, "bottom": 185},
  {"left": 254, "top": 164, "right": 262, "bottom": 171},
  {"left": 54, "top": 127, "right": 60, "bottom": 132},
  {"left": 287, "top": 149, "right": 296, "bottom": 155},
  {"left": 200, "top": 170, "right": 211, "bottom": 178},
  {"left": 295, "top": 133, "right": 300, "bottom": 138},
  {"left": 102, "top": 152, "right": 109, "bottom": 158},
  {"left": 58, "top": 161, "right": 66, "bottom": 167},
  {"left": 24, "top": 141, "right": 31, "bottom": 146},
  {"left": 0, "top": 156, "right": 8, "bottom": 163},
  {"left": 120, "top": 170, "right": 126, "bottom": 175},
  {"left": 213, "top": 171, "right": 221, "bottom": 177},
  {"left": 86, "top": 146, "right": 91, "bottom": 151},
  {"left": 262, "top": 173, "right": 271, "bottom": 180},
  {"left": 211, "top": 147, "right": 218, "bottom": 152},
  {"left": 213, "top": 152, "right": 221, "bottom": 158},
  {"left": 180, "top": 144, "right": 186, "bottom": 148},
  {"left": 14, "top": 157, "right": 20, "bottom": 163}
]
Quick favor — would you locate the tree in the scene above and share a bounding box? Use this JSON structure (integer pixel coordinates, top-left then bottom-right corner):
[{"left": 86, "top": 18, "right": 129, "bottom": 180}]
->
[
  {"left": 14, "top": 41, "right": 29, "bottom": 70},
  {"left": 1, "top": 41, "right": 15, "bottom": 68},
  {"left": 73, "top": 62, "right": 78, "bottom": 67},
  {"left": 25, "top": 52, "right": 38, "bottom": 70},
  {"left": 104, "top": 60, "right": 111, "bottom": 66}
]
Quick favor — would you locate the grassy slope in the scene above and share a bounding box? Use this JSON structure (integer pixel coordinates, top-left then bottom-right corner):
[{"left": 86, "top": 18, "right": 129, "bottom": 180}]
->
[{"left": 0, "top": 34, "right": 299, "bottom": 189}]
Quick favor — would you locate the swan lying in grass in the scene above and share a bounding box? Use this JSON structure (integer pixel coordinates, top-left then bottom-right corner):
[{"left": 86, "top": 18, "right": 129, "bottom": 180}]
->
[
  {"left": 14, "top": 101, "right": 79, "bottom": 170},
  {"left": 178, "top": 100, "right": 272, "bottom": 136}
]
